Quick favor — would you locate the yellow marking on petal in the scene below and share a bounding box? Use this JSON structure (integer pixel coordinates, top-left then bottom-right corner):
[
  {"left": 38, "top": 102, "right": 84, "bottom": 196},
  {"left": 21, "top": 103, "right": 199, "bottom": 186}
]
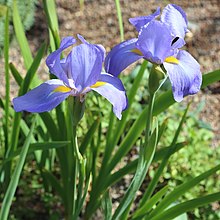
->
[
  {"left": 131, "top": 48, "right": 143, "bottom": 56},
  {"left": 54, "top": 86, "right": 71, "bottom": 93},
  {"left": 165, "top": 56, "right": 179, "bottom": 64},
  {"left": 90, "top": 81, "right": 106, "bottom": 88}
]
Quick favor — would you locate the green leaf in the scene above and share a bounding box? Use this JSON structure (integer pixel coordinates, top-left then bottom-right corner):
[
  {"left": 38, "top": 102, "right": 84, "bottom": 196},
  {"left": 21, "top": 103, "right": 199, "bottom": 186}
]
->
[
  {"left": 20, "top": 42, "right": 46, "bottom": 95},
  {"left": 151, "top": 192, "right": 220, "bottom": 220},
  {"left": 42, "top": 0, "right": 60, "bottom": 50},
  {"left": 132, "top": 185, "right": 169, "bottom": 219},
  {"left": 149, "top": 164, "right": 220, "bottom": 218},
  {"left": 9, "top": 63, "right": 23, "bottom": 86},
  {"left": 0, "top": 117, "right": 36, "bottom": 220},
  {"left": 13, "top": 0, "right": 33, "bottom": 70},
  {"left": 80, "top": 119, "right": 100, "bottom": 154},
  {"left": 153, "top": 142, "right": 186, "bottom": 162},
  {"left": 111, "top": 61, "right": 148, "bottom": 148},
  {"left": 103, "top": 142, "right": 186, "bottom": 193},
  {"left": 139, "top": 106, "right": 189, "bottom": 207},
  {"left": 4, "top": 6, "right": 9, "bottom": 152},
  {"left": 8, "top": 42, "right": 46, "bottom": 154},
  {"left": 112, "top": 123, "right": 158, "bottom": 220},
  {"left": 42, "top": 169, "right": 64, "bottom": 201},
  {"left": 4, "top": 141, "right": 69, "bottom": 163},
  {"left": 101, "top": 191, "right": 112, "bottom": 220},
  {"left": 40, "top": 112, "right": 59, "bottom": 140},
  {"left": 202, "top": 69, "right": 220, "bottom": 88}
]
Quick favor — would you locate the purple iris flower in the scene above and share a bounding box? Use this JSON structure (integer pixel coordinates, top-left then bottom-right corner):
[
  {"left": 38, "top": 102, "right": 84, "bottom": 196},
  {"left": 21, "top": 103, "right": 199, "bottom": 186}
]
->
[
  {"left": 13, "top": 35, "right": 127, "bottom": 119},
  {"left": 105, "top": 4, "right": 202, "bottom": 102}
]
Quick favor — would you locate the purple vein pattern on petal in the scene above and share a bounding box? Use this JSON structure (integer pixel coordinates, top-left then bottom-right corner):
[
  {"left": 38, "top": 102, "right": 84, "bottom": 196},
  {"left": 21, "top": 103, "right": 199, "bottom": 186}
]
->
[
  {"left": 46, "top": 36, "right": 76, "bottom": 85},
  {"left": 104, "top": 38, "right": 142, "bottom": 77},
  {"left": 91, "top": 73, "right": 128, "bottom": 120},
  {"left": 129, "top": 7, "right": 160, "bottom": 32},
  {"left": 163, "top": 50, "right": 202, "bottom": 102},
  {"left": 136, "top": 20, "right": 174, "bottom": 64},
  {"left": 13, "top": 79, "right": 71, "bottom": 112},
  {"left": 70, "top": 43, "right": 103, "bottom": 91},
  {"left": 77, "top": 34, "right": 106, "bottom": 62},
  {"left": 161, "top": 4, "right": 188, "bottom": 41}
]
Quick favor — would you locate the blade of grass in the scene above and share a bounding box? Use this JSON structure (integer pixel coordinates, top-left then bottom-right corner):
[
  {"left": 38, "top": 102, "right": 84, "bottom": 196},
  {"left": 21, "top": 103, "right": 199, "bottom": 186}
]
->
[
  {"left": 42, "top": 0, "right": 60, "bottom": 50},
  {"left": 149, "top": 164, "right": 220, "bottom": 218},
  {"left": 150, "top": 192, "right": 220, "bottom": 220},
  {"left": 20, "top": 42, "right": 46, "bottom": 95},
  {"left": 138, "top": 106, "right": 189, "bottom": 207},
  {"left": 112, "top": 124, "right": 158, "bottom": 220},
  {"left": 132, "top": 185, "right": 169, "bottom": 219},
  {"left": 0, "top": 117, "right": 36, "bottom": 220},
  {"left": 4, "top": 6, "right": 9, "bottom": 153},
  {"left": 9, "top": 42, "right": 46, "bottom": 153},
  {"left": 111, "top": 61, "right": 148, "bottom": 148},
  {"left": 9, "top": 63, "right": 23, "bottom": 86},
  {"left": 13, "top": 0, "right": 33, "bottom": 70},
  {"left": 105, "top": 142, "right": 186, "bottom": 189},
  {"left": 4, "top": 141, "right": 69, "bottom": 163}
]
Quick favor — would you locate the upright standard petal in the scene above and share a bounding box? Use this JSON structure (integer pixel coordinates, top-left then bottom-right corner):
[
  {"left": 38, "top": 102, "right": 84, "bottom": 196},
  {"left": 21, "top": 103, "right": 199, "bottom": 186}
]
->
[
  {"left": 91, "top": 73, "right": 128, "bottom": 120},
  {"left": 69, "top": 42, "right": 103, "bottom": 92},
  {"left": 13, "top": 79, "right": 71, "bottom": 112},
  {"left": 77, "top": 34, "right": 106, "bottom": 61},
  {"left": 161, "top": 4, "right": 188, "bottom": 41},
  {"left": 104, "top": 38, "right": 143, "bottom": 76},
  {"left": 129, "top": 7, "right": 160, "bottom": 32},
  {"left": 136, "top": 20, "right": 174, "bottom": 64},
  {"left": 46, "top": 36, "right": 76, "bottom": 85},
  {"left": 163, "top": 50, "right": 202, "bottom": 102}
]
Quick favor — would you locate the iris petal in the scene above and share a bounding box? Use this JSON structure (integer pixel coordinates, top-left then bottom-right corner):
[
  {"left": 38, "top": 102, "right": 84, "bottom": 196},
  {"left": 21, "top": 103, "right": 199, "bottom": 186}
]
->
[
  {"left": 69, "top": 42, "right": 103, "bottom": 91},
  {"left": 136, "top": 20, "right": 174, "bottom": 64},
  {"left": 104, "top": 38, "right": 142, "bottom": 76},
  {"left": 163, "top": 50, "right": 202, "bottom": 102},
  {"left": 77, "top": 34, "right": 106, "bottom": 61},
  {"left": 91, "top": 73, "right": 128, "bottom": 120},
  {"left": 129, "top": 7, "right": 160, "bottom": 32},
  {"left": 13, "top": 79, "right": 71, "bottom": 112},
  {"left": 46, "top": 36, "right": 76, "bottom": 85},
  {"left": 161, "top": 4, "right": 188, "bottom": 41}
]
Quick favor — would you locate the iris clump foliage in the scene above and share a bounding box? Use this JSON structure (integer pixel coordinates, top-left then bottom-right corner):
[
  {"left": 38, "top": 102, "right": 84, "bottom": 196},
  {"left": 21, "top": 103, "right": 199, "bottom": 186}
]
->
[{"left": 0, "top": 1, "right": 220, "bottom": 220}]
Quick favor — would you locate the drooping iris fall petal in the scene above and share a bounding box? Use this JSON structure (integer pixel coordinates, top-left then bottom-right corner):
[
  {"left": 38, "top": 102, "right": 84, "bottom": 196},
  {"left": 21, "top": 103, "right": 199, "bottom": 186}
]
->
[
  {"left": 13, "top": 79, "right": 71, "bottom": 112},
  {"left": 91, "top": 73, "right": 128, "bottom": 120},
  {"left": 163, "top": 50, "right": 202, "bottom": 102}
]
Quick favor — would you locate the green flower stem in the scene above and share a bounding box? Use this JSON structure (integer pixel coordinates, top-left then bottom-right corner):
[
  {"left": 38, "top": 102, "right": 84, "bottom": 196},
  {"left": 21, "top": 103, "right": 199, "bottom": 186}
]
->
[{"left": 64, "top": 96, "right": 84, "bottom": 220}]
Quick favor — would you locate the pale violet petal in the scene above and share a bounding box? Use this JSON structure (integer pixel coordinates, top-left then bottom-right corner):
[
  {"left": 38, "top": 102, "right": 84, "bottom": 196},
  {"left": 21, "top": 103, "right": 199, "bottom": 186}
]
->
[
  {"left": 163, "top": 50, "right": 202, "bottom": 102},
  {"left": 13, "top": 79, "right": 71, "bottom": 112},
  {"left": 104, "top": 38, "right": 142, "bottom": 76},
  {"left": 91, "top": 73, "right": 128, "bottom": 120}
]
